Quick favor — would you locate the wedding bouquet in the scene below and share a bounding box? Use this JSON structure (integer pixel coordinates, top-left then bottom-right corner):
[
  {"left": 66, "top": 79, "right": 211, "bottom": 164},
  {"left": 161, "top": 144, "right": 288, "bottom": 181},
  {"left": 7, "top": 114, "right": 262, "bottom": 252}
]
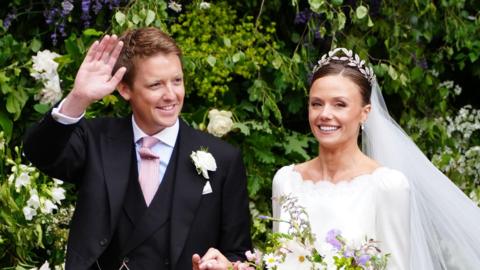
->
[{"left": 243, "top": 195, "right": 389, "bottom": 270}]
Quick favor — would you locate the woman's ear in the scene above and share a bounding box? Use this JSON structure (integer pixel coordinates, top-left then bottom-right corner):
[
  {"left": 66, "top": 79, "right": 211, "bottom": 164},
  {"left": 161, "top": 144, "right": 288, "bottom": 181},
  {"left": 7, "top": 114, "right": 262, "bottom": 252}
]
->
[
  {"left": 117, "top": 82, "right": 131, "bottom": 101},
  {"left": 361, "top": 104, "right": 372, "bottom": 122}
]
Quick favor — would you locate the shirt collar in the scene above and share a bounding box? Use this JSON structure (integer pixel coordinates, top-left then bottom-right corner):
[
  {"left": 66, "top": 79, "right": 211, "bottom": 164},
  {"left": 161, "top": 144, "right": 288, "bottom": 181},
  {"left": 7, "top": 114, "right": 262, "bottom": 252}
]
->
[{"left": 132, "top": 116, "right": 179, "bottom": 148}]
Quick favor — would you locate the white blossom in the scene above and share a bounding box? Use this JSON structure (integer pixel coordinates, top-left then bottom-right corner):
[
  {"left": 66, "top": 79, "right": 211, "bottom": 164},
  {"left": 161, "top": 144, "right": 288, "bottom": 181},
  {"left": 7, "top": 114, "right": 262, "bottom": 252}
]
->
[
  {"left": 35, "top": 73, "right": 62, "bottom": 105},
  {"left": 199, "top": 2, "right": 211, "bottom": 9},
  {"left": 41, "top": 199, "right": 58, "bottom": 214},
  {"left": 168, "top": 1, "right": 182, "bottom": 12},
  {"left": 31, "top": 50, "right": 60, "bottom": 78},
  {"left": 263, "top": 253, "right": 281, "bottom": 269},
  {"left": 277, "top": 240, "right": 314, "bottom": 270},
  {"left": 207, "top": 109, "right": 234, "bottom": 137},
  {"left": 0, "top": 131, "right": 5, "bottom": 152},
  {"left": 27, "top": 193, "right": 41, "bottom": 209},
  {"left": 51, "top": 187, "right": 66, "bottom": 204},
  {"left": 23, "top": 206, "right": 37, "bottom": 220},
  {"left": 15, "top": 172, "right": 31, "bottom": 190}
]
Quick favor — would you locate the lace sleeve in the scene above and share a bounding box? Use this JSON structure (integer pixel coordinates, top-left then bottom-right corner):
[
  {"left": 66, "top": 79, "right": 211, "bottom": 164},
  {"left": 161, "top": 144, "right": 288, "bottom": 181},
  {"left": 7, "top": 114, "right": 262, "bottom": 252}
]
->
[{"left": 375, "top": 169, "right": 410, "bottom": 270}]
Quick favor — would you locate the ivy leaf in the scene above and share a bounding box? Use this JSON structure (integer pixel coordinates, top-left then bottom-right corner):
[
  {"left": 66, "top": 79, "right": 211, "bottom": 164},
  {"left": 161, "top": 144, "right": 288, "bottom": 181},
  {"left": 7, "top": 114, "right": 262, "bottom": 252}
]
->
[
  {"left": 33, "top": 103, "right": 50, "bottom": 114},
  {"left": 272, "top": 55, "right": 283, "bottom": 69},
  {"left": 132, "top": 14, "right": 141, "bottom": 25},
  {"left": 145, "top": 10, "right": 156, "bottom": 26},
  {"left": 356, "top": 5, "right": 368, "bottom": 20},
  {"left": 387, "top": 65, "right": 398, "bottom": 80},
  {"left": 331, "top": 0, "right": 343, "bottom": 5},
  {"left": 0, "top": 110, "right": 13, "bottom": 140},
  {"left": 115, "top": 11, "right": 126, "bottom": 26}
]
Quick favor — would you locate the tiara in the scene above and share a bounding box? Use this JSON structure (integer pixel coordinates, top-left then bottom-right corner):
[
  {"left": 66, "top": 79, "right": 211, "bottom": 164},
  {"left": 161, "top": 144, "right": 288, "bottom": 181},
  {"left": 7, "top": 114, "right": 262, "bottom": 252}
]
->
[{"left": 312, "top": 48, "right": 376, "bottom": 85}]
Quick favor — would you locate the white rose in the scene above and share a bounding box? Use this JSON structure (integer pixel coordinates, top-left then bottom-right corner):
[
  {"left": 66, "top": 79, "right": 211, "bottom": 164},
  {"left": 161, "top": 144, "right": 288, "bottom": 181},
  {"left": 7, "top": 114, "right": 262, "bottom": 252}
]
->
[
  {"left": 35, "top": 73, "right": 62, "bottom": 105},
  {"left": 191, "top": 150, "right": 217, "bottom": 179},
  {"left": 207, "top": 109, "right": 234, "bottom": 137},
  {"left": 168, "top": 1, "right": 182, "bottom": 12}
]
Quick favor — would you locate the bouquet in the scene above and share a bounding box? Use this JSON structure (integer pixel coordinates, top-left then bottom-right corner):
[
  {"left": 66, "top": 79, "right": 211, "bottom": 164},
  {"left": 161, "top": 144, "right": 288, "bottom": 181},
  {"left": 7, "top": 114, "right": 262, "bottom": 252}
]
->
[{"left": 243, "top": 195, "right": 389, "bottom": 270}]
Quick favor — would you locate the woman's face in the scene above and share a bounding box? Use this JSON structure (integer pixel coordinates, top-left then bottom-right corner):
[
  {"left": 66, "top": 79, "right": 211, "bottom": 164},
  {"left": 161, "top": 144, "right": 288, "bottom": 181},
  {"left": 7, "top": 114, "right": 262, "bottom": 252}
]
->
[{"left": 308, "top": 74, "right": 371, "bottom": 149}]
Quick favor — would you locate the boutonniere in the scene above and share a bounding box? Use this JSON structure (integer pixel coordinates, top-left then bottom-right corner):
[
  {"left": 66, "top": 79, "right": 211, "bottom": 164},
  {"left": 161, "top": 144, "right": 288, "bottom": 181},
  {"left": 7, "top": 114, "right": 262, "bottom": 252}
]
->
[{"left": 190, "top": 148, "right": 217, "bottom": 179}]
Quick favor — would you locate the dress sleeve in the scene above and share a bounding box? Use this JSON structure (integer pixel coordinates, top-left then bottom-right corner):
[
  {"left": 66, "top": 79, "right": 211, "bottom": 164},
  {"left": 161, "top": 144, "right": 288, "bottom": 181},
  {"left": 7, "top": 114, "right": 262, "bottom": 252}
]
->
[
  {"left": 376, "top": 169, "right": 410, "bottom": 270},
  {"left": 272, "top": 166, "right": 288, "bottom": 232}
]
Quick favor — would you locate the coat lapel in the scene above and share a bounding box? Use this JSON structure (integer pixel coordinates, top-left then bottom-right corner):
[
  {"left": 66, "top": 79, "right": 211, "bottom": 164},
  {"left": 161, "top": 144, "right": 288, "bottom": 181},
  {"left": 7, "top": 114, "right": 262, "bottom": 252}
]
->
[
  {"left": 170, "top": 120, "right": 207, "bottom": 269},
  {"left": 100, "top": 117, "right": 134, "bottom": 233}
]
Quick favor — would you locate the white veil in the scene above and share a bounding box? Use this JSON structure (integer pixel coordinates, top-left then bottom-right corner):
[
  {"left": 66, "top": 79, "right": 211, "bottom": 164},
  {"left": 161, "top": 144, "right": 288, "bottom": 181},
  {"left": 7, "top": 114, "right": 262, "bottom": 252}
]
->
[{"left": 362, "top": 81, "right": 480, "bottom": 269}]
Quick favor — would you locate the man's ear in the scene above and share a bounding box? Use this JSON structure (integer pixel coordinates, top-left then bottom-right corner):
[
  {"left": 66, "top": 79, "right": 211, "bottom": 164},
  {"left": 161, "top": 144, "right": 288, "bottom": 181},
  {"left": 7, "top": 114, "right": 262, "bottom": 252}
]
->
[{"left": 117, "top": 82, "right": 131, "bottom": 101}]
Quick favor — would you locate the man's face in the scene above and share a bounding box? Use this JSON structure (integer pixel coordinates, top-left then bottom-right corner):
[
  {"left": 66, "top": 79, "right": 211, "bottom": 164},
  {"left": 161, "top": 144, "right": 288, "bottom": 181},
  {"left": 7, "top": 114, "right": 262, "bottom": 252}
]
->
[{"left": 118, "top": 53, "right": 185, "bottom": 135}]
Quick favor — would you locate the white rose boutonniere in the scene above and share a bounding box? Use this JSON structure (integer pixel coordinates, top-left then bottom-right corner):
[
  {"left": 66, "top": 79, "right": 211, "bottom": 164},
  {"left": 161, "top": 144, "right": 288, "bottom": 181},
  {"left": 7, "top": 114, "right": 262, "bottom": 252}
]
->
[
  {"left": 191, "top": 149, "right": 217, "bottom": 179},
  {"left": 207, "top": 109, "right": 234, "bottom": 137}
]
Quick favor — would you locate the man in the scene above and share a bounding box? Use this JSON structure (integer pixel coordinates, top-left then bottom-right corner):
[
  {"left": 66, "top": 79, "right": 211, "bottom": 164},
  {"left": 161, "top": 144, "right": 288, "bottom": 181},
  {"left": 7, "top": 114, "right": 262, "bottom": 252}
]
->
[{"left": 23, "top": 28, "right": 251, "bottom": 270}]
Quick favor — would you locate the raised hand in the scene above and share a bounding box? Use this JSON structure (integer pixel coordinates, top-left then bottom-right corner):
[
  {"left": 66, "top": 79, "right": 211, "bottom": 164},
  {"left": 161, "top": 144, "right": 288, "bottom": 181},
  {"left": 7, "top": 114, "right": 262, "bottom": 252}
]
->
[{"left": 60, "top": 35, "right": 126, "bottom": 117}]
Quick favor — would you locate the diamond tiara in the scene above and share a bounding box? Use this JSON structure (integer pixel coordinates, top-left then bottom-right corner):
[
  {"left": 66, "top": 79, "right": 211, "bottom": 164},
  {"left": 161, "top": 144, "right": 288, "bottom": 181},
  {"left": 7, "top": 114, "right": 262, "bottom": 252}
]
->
[{"left": 312, "top": 48, "right": 376, "bottom": 85}]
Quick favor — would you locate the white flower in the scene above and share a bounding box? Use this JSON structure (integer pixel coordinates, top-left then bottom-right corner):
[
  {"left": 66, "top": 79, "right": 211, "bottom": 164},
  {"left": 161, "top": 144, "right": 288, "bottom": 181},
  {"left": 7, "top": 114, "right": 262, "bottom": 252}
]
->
[
  {"left": 168, "top": 1, "right": 182, "bottom": 12},
  {"left": 23, "top": 206, "right": 37, "bottom": 220},
  {"left": 53, "top": 178, "right": 64, "bottom": 185},
  {"left": 41, "top": 199, "right": 58, "bottom": 214},
  {"left": 31, "top": 50, "right": 60, "bottom": 78},
  {"left": 51, "top": 187, "right": 66, "bottom": 204},
  {"left": 15, "top": 172, "right": 31, "bottom": 190},
  {"left": 199, "top": 1, "right": 211, "bottom": 9},
  {"left": 39, "top": 260, "right": 51, "bottom": 270},
  {"left": 61, "top": 1, "right": 74, "bottom": 14},
  {"left": 191, "top": 150, "right": 217, "bottom": 179},
  {"left": 27, "top": 193, "right": 41, "bottom": 209},
  {"left": 263, "top": 253, "right": 281, "bottom": 269},
  {"left": 207, "top": 109, "right": 234, "bottom": 137},
  {"left": 35, "top": 73, "right": 62, "bottom": 105},
  {"left": 277, "top": 240, "right": 313, "bottom": 270}
]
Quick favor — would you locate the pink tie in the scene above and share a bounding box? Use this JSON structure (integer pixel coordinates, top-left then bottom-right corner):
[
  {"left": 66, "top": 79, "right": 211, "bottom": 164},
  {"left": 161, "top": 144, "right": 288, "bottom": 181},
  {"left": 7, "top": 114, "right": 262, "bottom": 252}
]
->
[{"left": 138, "top": 136, "right": 160, "bottom": 206}]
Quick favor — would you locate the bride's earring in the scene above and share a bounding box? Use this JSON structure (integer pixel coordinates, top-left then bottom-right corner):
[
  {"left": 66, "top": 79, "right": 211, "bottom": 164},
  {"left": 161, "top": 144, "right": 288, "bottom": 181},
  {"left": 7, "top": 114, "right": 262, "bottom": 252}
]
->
[{"left": 360, "top": 122, "right": 365, "bottom": 131}]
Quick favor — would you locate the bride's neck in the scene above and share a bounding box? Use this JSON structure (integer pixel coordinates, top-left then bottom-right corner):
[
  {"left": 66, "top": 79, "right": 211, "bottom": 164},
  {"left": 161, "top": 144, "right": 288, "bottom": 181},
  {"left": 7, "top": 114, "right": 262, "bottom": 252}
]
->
[{"left": 314, "top": 143, "right": 365, "bottom": 182}]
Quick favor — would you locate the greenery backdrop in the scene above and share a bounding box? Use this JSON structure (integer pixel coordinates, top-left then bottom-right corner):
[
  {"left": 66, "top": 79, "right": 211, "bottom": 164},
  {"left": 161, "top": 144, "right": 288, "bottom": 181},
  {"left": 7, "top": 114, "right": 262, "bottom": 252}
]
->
[{"left": 0, "top": 0, "right": 479, "bottom": 268}]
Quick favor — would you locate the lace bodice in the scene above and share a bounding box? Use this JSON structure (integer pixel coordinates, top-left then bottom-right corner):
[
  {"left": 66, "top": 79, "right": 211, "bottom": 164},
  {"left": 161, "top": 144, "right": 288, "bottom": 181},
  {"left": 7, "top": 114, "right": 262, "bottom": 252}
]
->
[{"left": 272, "top": 165, "right": 410, "bottom": 270}]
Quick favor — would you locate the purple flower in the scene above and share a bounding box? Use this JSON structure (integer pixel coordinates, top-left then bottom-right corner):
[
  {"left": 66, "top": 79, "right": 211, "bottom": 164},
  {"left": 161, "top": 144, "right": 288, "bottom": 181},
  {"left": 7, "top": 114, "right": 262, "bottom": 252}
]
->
[
  {"left": 294, "top": 9, "right": 312, "bottom": 24},
  {"left": 325, "top": 229, "right": 342, "bottom": 250},
  {"left": 61, "top": 0, "right": 74, "bottom": 15},
  {"left": 81, "top": 0, "right": 91, "bottom": 27},
  {"left": 356, "top": 254, "right": 371, "bottom": 266},
  {"left": 3, "top": 12, "right": 16, "bottom": 29},
  {"left": 343, "top": 248, "right": 354, "bottom": 258},
  {"left": 93, "top": 0, "right": 103, "bottom": 14},
  {"left": 258, "top": 215, "right": 270, "bottom": 220}
]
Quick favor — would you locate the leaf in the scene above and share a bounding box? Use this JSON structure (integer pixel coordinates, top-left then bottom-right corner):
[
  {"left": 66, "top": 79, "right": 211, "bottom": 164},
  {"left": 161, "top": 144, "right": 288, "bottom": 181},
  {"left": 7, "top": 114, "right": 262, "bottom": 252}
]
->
[
  {"left": 115, "top": 11, "right": 126, "bottom": 26},
  {"left": 272, "top": 55, "right": 282, "bottom": 69},
  {"left": 206, "top": 55, "right": 216, "bottom": 67},
  {"left": 0, "top": 110, "right": 13, "bottom": 139},
  {"left": 331, "top": 0, "right": 343, "bottom": 5},
  {"left": 223, "top": 37, "right": 232, "bottom": 47},
  {"left": 387, "top": 65, "right": 398, "bottom": 80},
  {"left": 132, "top": 14, "right": 141, "bottom": 25},
  {"left": 356, "top": 5, "right": 368, "bottom": 19},
  {"left": 145, "top": 10, "right": 156, "bottom": 26},
  {"left": 283, "top": 133, "right": 310, "bottom": 159},
  {"left": 233, "top": 122, "right": 250, "bottom": 136},
  {"left": 30, "top": 39, "right": 41, "bottom": 52},
  {"left": 367, "top": 16, "right": 374, "bottom": 27},
  {"left": 308, "top": 0, "right": 324, "bottom": 12},
  {"left": 232, "top": 51, "right": 244, "bottom": 63},
  {"left": 33, "top": 103, "right": 50, "bottom": 114},
  {"left": 83, "top": 28, "right": 103, "bottom": 37}
]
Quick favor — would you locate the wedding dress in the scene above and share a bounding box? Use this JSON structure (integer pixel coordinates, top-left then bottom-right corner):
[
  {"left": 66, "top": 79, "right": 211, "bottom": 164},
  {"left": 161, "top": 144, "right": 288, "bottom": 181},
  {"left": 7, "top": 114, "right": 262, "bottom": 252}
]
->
[{"left": 272, "top": 164, "right": 409, "bottom": 270}]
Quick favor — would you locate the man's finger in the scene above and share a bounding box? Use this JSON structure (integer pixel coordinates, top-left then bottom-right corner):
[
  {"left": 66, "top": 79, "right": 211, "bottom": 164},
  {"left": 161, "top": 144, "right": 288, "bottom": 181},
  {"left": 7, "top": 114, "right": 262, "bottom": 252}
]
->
[
  {"left": 101, "top": 35, "right": 118, "bottom": 64},
  {"left": 85, "top": 40, "right": 99, "bottom": 63},
  {"left": 108, "top": 66, "right": 126, "bottom": 88},
  {"left": 192, "top": 254, "right": 201, "bottom": 270},
  {"left": 93, "top": 35, "right": 110, "bottom": 61},
  {"left": 107, "top": 40, "right": 124, "bottom": 68}
]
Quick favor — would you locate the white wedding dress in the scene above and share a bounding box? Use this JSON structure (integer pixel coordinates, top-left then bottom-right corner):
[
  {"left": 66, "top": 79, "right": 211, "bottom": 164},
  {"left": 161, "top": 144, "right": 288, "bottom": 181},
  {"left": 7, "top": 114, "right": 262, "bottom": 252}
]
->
[{"left": 272, "top": 164, "right": 409, "bottom": 270}]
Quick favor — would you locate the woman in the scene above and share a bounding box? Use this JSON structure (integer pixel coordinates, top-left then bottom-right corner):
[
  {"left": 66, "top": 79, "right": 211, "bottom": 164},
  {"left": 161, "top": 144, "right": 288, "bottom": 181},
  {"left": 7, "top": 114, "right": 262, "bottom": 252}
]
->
[{"left": 273, "top": 48, "right": 480, "bottom": 269}]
